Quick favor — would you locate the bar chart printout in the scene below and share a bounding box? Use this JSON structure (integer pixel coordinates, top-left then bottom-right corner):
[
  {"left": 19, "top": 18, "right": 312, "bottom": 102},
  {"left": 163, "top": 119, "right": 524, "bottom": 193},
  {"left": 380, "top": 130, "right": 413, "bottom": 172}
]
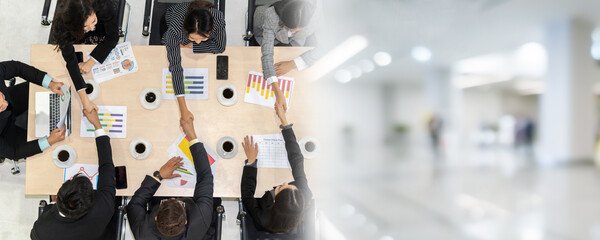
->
[
  {"left": 80, "top": 106, "right": 128, "bottom": 138},
  {"left": 162, "top": 68, "right": 209, "bottom": 100},
  {"left": 244, "top": 71, "right": 295, "bottom": 109}
]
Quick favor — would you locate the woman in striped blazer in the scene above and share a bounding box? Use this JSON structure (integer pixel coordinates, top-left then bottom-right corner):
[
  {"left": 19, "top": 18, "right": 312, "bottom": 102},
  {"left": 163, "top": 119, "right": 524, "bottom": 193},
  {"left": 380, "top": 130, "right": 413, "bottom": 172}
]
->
[{"left": 161, "top": 0, "right": 226, "bottom": 122}]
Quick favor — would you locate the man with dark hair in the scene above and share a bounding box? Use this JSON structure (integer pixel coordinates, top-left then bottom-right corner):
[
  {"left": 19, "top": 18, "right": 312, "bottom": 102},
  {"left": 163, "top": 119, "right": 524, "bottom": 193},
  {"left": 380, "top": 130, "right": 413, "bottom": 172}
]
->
[
  {"left": 241, "top": 102, "right": 312, "bottom": 233},
  {"left": 0, "top": 60, "right": 66, "bottom": 160},
  {"left": 30, "top": 108, "right": 115, "bottom": 240},
  {"left": 127, "top": 116, "right": 214, "bottom": 239}
]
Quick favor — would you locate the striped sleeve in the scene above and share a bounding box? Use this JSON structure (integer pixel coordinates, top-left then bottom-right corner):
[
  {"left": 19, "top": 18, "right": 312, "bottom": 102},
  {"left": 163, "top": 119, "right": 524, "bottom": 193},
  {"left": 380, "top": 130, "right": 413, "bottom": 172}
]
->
[
  {"left": 164, "top": 28, "right": 185, "bottom": 97},
  {"left": 163, "top": 3, "right": 188, "bottom": 97},
  {"left": 192, "top": 9, "right": 226, "bottom": 54}
]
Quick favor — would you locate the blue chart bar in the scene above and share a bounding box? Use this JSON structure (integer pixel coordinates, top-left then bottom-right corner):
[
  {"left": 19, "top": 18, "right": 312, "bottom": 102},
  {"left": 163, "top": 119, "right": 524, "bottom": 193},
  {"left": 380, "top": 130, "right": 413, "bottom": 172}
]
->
[
  {"left": 186, "top": 86, "right": 204, "bottom": 89},
  {"left": 187, "top": 91, "right": 204, "bottom": 94},
  {"left": 185, "top": 76, "right": 204, "bottom": 79}
]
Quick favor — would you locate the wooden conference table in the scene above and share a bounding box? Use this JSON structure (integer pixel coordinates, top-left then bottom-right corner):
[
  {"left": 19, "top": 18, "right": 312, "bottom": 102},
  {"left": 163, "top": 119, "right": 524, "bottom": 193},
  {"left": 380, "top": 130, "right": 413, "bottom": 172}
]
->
[{"left": 25, "top": 44, "right": 317, "bottom": 198}]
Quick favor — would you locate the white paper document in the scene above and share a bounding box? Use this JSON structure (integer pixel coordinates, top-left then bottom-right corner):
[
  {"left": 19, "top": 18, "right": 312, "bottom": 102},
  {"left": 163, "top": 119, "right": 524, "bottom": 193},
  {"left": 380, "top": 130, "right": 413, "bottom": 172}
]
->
[
  {"left": 253, "top": 134, "right": 291, "bottom": 168},
  {"left": 80, "top": 106, "right": 127, "bottom": 138},
  {"left": 63, "top": 164, "right": 99, "bottom": 190},
  {"left": 57, "top": 84, "right": 71, "bottom": 130},
  {"left": 244, "top": 71, "right": 295, "bottom": 109},
  {"left": 165, "top": 134, "right": 219, "bottom": 188},
  {"left": 89, "top": 42, "right": 139, "bottom": 83}
]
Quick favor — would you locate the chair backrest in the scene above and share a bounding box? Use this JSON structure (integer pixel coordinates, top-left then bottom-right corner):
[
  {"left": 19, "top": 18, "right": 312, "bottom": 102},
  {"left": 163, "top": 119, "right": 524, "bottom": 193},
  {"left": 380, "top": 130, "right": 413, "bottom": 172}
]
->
[
  {"left": 146, "top": 0, "right": 225, "bottom": 44},
  {"left": 239, "top": 198, "right": 316, "bottom": 240}
]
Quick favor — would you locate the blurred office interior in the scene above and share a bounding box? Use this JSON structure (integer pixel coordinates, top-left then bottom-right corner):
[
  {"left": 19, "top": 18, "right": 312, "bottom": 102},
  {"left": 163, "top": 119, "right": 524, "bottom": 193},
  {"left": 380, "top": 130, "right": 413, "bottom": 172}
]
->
[{"left": 313, "top": 0, "right": 600, "bottom": 239}]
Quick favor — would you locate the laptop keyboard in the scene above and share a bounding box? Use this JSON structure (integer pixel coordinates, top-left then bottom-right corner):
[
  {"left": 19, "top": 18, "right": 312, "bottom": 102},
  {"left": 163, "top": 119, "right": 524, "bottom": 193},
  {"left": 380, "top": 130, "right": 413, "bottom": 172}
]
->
[{"left": 49, "top": 93, "right": 59, "bottom": 133}]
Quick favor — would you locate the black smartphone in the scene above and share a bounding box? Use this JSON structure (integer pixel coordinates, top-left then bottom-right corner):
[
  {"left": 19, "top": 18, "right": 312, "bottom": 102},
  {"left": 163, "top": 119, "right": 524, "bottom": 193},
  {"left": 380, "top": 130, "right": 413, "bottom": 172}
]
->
[
  {"left": 76, "top": 52, "right": 84, "bottom": 63},
  {"left": 115, "top": 166, "right": 127, "bottom": 189},
  {"left": 216, "top": 55, "right": 228, "bottom": 80}
]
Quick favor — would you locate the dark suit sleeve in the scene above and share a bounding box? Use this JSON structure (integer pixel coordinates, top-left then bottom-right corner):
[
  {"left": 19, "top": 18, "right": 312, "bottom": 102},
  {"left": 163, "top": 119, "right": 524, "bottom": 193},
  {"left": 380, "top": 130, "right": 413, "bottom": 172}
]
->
[
  {"left": 282, "top": 128, "right": 312, "bottom": 200},
  {"left": 127, "top": 175, "right": 161, "bottom": 239},
  {"left": 61, "top": 44, "right": 87, "bottom": 92},
  {"left": 89, "top": 7, "right": 119, "bottom": 63},
  {"left": 0, "top": 61, "right": 47, "bottom": 86},
  {"left": 94, "top": 135, "right": 116, "bottom": 214},
  {"left": 190, "top": 143, "right": 214, "bottom": 207},
  {"left": 0, "top": 135, "right": 41, "bottom": 160},
  {"left": 241, "top": 165, "right": 266, "bottom": 228}
]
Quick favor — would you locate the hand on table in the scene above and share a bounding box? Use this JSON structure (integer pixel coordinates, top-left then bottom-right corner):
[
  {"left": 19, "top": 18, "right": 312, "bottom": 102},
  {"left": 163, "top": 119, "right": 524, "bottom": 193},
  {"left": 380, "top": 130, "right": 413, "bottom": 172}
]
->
[
  {"left": 242, "top": 135, "right": 259, "bottom": 164},
  {"left": 159, "top": 156, "right": 184, "bottom": 179},
  {"left": 274, "top": 60, "right": 296, "bottom": 76}
]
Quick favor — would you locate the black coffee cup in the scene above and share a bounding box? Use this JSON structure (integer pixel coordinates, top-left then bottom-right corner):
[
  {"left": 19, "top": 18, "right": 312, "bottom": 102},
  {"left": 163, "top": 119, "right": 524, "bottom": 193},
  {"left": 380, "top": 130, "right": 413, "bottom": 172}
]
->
[
  {"left": 223, "top": 141, "right": 234, "bottom": 152},
  {"left": 135, "top": 143, "right": 146, "bottom": 154},
  {"left": 145, "top": 92, "right": 156, "bottom": 103},
  {"left": 85, "top": 83, "right": 94, "bottom": 94},
  {"left": 58, "top": 150, "right": 70, "bottom": 162},
  {"left": 305, "top": 141, "right": 316, "bottom": 152},
  {"left": 223, "top": 88, "right": 234, "bottom": 99}
]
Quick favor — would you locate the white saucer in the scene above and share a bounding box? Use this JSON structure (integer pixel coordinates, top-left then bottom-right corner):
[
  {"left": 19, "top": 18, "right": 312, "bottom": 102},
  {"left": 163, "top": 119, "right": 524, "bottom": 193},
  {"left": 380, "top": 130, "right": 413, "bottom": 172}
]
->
[
  {"left": 140, "top": 88, "right": 162, "bottom": 110},
  {"left": 84, "top": 79, "right": 100, "bottom": 101},
  {"left": 53, "top": 145, "right": 76, "bottom": 168},
  {"left": 299, "top": 137, "right": 319, "bottom": 159},
  {"left": 216, "top": 136, "right": 238, "bottom": 159},
  {"left": 217, "top": 84, "right": 238, "bottom": 107},
  {"left": 130, "top": 137, "right": 152, "bottom": 160}
]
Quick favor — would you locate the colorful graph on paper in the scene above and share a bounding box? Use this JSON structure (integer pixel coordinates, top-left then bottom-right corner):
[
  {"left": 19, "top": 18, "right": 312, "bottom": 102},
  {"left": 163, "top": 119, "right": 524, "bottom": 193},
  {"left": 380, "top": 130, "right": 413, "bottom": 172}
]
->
[
  {"left": 162, "top": 68, "right": 209, "bottom": 100},
  {"left": 244, "top": 71, "right": 295, "bottom": 108},
  {"left": 80, "top": 106, "right": 127, "bottom": 139},
  {"left": 166, "top": 134, "right": 219, "bottom": 188},
  {"left": 64, "top": 164, "right": 99, "bottom": 190},
  {"left": 89, "top": 42, "right": 139, "bottom": 83}
]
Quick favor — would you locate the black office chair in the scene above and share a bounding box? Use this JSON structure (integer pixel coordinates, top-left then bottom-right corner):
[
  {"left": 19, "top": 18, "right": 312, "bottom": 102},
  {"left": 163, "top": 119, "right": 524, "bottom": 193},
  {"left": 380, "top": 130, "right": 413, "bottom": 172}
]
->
[
  {"left": 237, "top": 198, "right": 316, "bottom": 240},
  {"left": 37, "top": 196, "right": 127, "bottom": 240},
  {"left": 243, "top": 0, "right": 280, "bottom": 46},
  {"left": 1, "top": 78, "right": 22, "bottom": 175},
  {"left": 42, "top": 0, "right": 131, "bottom": 43},
  {"left": 142, "top": 0, "right": 226, "bottom": 45}
]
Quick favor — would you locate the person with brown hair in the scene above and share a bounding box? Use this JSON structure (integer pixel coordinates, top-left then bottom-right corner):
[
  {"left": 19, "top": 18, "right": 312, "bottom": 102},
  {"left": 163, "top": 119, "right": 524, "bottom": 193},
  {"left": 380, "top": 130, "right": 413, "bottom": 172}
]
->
[
  {"left": 240, "top": 102, "right": 312, "bottom": 233},
  {"left": 161, "top": 0, "right": 226, "bottom": 125},
  {"left": 51, "top": 0, "right": 119, "bottom": 115},
  {"left": 126, "top": 116, "right": 214, "bottom": 239}
]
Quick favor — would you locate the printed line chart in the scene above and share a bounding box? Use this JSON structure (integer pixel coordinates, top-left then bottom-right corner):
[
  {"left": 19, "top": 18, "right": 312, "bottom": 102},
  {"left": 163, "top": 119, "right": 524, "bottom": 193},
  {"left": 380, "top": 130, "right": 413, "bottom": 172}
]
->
[{"left": 162, "top": 68, "right": 209, "bottom": 100}]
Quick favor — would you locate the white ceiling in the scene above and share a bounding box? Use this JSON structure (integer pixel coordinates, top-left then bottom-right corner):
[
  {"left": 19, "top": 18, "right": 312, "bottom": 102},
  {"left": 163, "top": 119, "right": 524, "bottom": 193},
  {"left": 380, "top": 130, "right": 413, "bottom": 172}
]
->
[{"left": 321, "top": 0, "right": 600, "bottom": 84}]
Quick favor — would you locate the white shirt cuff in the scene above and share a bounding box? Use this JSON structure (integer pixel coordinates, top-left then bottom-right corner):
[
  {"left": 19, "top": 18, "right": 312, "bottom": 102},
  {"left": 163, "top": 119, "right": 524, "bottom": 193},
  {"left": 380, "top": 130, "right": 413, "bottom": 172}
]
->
[
  {"left": 94, "top": 128, "right": 107, "bottom": 138},
  {"left": 266, "top": 76, "right": 278, "bottom": 85},
  {"left": 175, "top": 94, "right": 185, "bottom": 97},
  {"left": 294, "top": 57, "right": 308, "bottom": 71}
]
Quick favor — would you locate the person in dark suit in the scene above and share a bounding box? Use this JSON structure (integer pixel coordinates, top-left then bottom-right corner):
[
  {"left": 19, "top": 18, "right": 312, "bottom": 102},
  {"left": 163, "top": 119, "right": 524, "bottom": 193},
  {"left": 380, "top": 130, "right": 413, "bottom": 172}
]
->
[
  {"left": 126, "top": 116, "right": 213, "bottom": 239},
  {"left": 241, "top": 102, "right": 312, "bottom": 233},
  {"left": 0, "top": 60, "right": 66, "bottom": 160},
  {"left": 31, "top": 108, "right": 116, "bottom": 240},
  {"left": 51, "top": 0, "right": 119, "bottom": 115}
]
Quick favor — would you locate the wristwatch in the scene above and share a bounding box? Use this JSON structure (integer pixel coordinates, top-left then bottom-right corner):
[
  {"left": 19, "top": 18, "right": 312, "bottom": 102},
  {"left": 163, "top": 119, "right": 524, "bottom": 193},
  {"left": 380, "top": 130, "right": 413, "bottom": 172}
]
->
[{"left": 153, "top": 171, "right": 163, "bottom": 181}]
